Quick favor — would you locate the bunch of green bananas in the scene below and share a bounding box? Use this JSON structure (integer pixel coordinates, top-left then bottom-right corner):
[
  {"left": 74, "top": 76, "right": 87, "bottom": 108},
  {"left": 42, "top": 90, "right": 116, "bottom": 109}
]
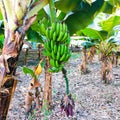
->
[
  {"left": 46, "top": 22, "right": 70, "bottom": 44},
  {"left": 42, "top": 22, "right": 71, "bottom": 72}
]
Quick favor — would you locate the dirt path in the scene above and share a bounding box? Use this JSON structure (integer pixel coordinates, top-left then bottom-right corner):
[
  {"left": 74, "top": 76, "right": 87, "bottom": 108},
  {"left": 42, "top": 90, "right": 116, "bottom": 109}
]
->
[{"left": 8, "top": 53, "right": 120, "bottom": 120}]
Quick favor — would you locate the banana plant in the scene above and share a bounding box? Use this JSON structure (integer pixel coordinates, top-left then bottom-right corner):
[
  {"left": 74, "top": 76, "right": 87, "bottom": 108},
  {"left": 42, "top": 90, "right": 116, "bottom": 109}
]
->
[
  {"left": 79, "top": 38, "right": 96, "bottom": 74},
  {"left": 0, "top": 0, "right": 49, "bottom": 119},
  {"left": 22, "top": 60, "right": 44, "bottom": 113},
  {"left": 81, "top": 14, "right": 120, "bottom": 83}
]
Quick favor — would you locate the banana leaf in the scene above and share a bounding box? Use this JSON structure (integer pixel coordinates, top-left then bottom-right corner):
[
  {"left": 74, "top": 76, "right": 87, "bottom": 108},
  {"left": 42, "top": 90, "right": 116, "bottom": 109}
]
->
[
  {"left": 26, "top": 28, "right": 44, "bottom": 43},
  {"left": 107, "top": 0, "right": 120, "bottom": 7},
  {"left": 99, "top": 15, "right": 120, "bottom": 33},
  {"left": 81, "top": 41, "right": 96, "bottom": 49},
  {"left": 81, "top": 28, "right": 108, "bottom": 41},
  {"left": 63, "top": 0, "right": 104, "bottom": 35},
  {"left": 0, "top": 35, "right": 4, "bottom": 49},
  {"left": 22, "top": 67, "right": 37, "bottom": 80},
  {"left": 55, "top": 0, "right": 81, "bottom": 13}
]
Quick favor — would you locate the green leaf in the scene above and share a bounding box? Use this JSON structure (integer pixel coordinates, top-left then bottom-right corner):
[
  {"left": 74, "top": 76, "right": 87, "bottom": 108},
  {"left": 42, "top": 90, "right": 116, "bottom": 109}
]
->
[
  {"left": 81, "top": 41, "right": 95, "bottom": 48},
  {"left": 0, "top": 20, "right": 4, "bottom": 35},
  {"left": 57, "top": 11, "right": 66, "bottom": 21},
  {"left": 22, "top": 67, "right": 37, "bottom": 79},
  {"left": 64, "top": 0, "right": 104, "bottom": 35},
  {"left": 55, "top": 0, "right": 81, "bottom": 13},
  {"left": 31, "top": 9, "right": 49, "bottom": 32},
  {"left": 107, "top": 36, "right": 117, "bottom": 44},
  {"left": 0, "top": 35, "right": 4, "bottom": 49},
  {"left": 26, "top": 28, "right": 44, "bottom": 43},
  {"left": 106, "top": 0, "right": 120, "bottom": 7},
  {"left": 81, "top": 28, "right": 108, "bottom": 41},
  {"left": 99, "top": 15, "right": 120, "bottom": 32},
  {"left": 0, "top": 13, "right": 3, "bottom": 20},
  {"left": 100, "top": 1, "right": 114, "bottom": 14},
  {"left": 41, "top": 59, "right": 46, "bottom": 68}
]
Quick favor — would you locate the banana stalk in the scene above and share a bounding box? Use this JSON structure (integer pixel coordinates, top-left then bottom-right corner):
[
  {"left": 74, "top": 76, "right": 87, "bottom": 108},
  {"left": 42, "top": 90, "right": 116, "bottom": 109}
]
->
[{"left": 62, "top": 68, "right": 69, "bottom": 94}]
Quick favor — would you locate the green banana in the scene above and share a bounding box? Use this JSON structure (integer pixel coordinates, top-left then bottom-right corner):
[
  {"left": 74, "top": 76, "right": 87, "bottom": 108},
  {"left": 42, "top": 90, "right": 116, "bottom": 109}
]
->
[
  {"left": 60, "top": 45, "right": 64, "bottom": 55},
  {"left": 55, "top": 60, "right": 59, "bottom": 67},
  {"left": 50, "top": 67, "right": 59, "bottom": 72},
  {"left": 50, "top": 40, "right": 54, "bottom": 49},
  {"left": 59, "top": 23, "right": 63, "bottom": 32},
  {"left": 64, "top": 45, "right": 68, "bottom": 53},
  {"left": 51, "top": 50, "right": 56, "bottom": 59},
  {"left": 50, "top": 59, "right": 55, "bottom": 67},
  {"left": 57, "top": 31, "right": 64, "bottom": 42},
  {"left": 54, "top": 44, "right": 57, "bottom": 54},
  {"left": 40, "top": 23, "right": 46, "bottom": 35},
  {"left": 46, "top": 29, "right": 50, "bottom": 39},
  {"left": 60, "top": 53, "right": 66, "bottom": 62},
  {"left": 56, "top": 23, "right": 60, "bottom": 35},
  {"left": 64, "top": 53, "right": 71, "bottom": 62},
  {"left": 48, "top": 68, "right": 54, "bottom": 73},
  {"left": 61, "top": 32, "right": 68, "bottom": 42},
  {"left": 58, "top": 64, "right": 64, "bottom": 71},
  {"left": 53, "top": 32, "right": 57, "bottom": 41},
  {"left": 62, "top": 23, "right": 67, "bottom": 32},
  {"left": 58, "top": 45, "right": 61, "bottom": 52},
  {"left": 56, "top": 51, "right": 60, "bottom": 60},
  {"left": 49, "top": 28, "right": 54, "bottom": 40},
  {"left": 58, "top": 66, "right": 63, "bottom": 71},
  {"left": 51, "top": 23, "right": 56, "bottom": 31},
  {"left": 44, "top": 42, "right": 51, "bottom": 51},
  {"left": 42, "top": 50, "right": 51, "bottom": 57}
]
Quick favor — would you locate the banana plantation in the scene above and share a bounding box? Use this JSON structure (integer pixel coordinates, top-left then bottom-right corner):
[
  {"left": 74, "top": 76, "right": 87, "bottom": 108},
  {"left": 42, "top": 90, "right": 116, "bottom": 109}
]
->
[{"left": 0, "top": 0, "right": 120, "bottom": 120}]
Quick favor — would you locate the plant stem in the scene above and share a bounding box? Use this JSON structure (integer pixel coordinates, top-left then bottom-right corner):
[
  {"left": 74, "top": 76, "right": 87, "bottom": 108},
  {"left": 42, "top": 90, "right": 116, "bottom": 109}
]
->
[
  {"left": 48, "top": 0, "right": 56, "bottom": 23},
  {"left": 62, "top": 68, "right": 69, "bottom": 95}
]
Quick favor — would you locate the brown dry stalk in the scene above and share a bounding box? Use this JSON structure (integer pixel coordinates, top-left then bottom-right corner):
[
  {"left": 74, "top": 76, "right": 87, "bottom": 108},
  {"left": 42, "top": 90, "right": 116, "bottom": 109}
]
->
[
  {"left": 100, "top": 57, "right": 113, "bottom": 83},
  {"left": 80, "top": 47, "right": 87, "bottom": 74},
  {"left": 25, "top": 92, "right": 34, "bottom": 113},
  {"left": 87, "top": 46, "right": 96, "bottom": 63},
  {"left": 43, "top": 57, "right": 52, "bottom": 108}
]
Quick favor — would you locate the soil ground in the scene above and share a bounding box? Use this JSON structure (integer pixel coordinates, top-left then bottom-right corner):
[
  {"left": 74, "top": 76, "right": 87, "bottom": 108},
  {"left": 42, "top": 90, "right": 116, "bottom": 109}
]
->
[{"left": 8, "top": 52, "right": 120, "bottom": 120}]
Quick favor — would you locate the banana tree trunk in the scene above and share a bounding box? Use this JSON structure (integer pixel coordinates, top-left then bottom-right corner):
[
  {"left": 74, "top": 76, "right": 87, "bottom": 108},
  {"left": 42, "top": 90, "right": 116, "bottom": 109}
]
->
[
  {"left": 87, "top": 46, "right": 96, "bottom": 63},
  {"left": 0, "top": 76, "right": 17, "bottom": 120},
  {"left": 80, "top": 47, "right": 87, "bottom": 74},
  {"left": 0, "top": 29, "right": 24, "bottom": 119},
  {"left": 0, "top": 0, "right": 48, "bottom": 118},
  {"left": 0, "top": 16, "right": 36, "bottom": 119},
  {"left": 100, "top": 57, "right": 113, "bottom": 84},
  {"left": 43, "top": 57, "right": 52, "bottom": 109}
]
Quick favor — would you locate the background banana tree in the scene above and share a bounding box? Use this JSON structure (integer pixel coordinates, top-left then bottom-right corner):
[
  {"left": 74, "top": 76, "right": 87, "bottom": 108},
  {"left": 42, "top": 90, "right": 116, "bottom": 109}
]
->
[
  {"left": 81, "top": 14, "right": 120, "bottom": 83},
  {"left": 79, "top": 38, "right": 96, "bottom": 73}
]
